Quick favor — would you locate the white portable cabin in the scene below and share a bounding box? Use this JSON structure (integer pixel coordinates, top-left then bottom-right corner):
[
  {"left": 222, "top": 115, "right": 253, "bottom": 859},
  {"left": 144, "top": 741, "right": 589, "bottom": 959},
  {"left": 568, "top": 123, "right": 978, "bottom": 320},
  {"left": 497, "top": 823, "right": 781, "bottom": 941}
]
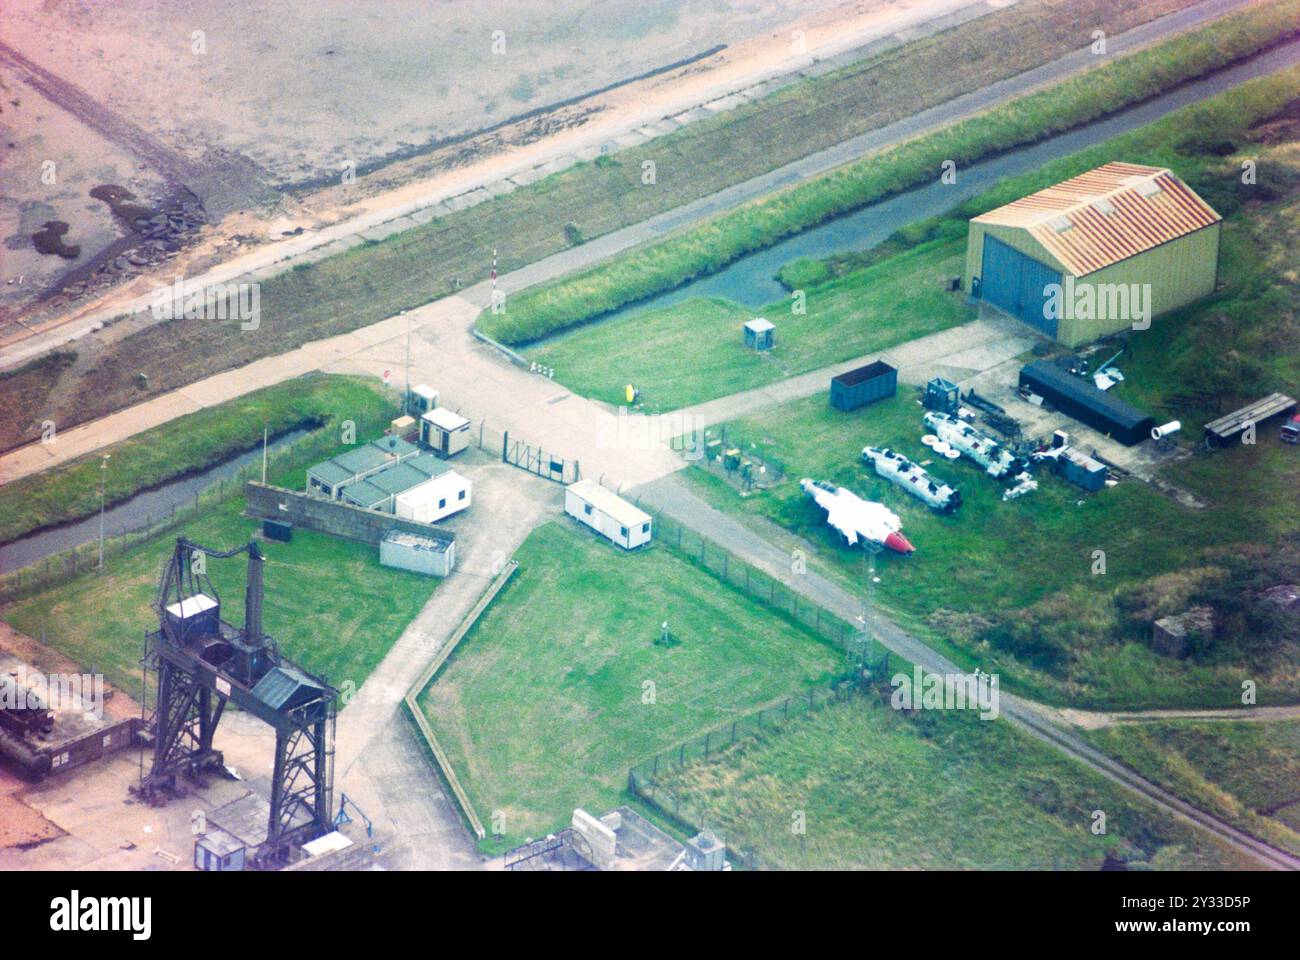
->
[
  {"left": 420, "top": 407, "right": 472, "bottom": 458},
  {"left": 409, "top": 384, "right": 440, "bottom": 416},
  {"left": 564, "top": 479, "right": 652, "bottom": 550},
  {"left": 394, "top": 470, "right": 472, "bottom": 523}
]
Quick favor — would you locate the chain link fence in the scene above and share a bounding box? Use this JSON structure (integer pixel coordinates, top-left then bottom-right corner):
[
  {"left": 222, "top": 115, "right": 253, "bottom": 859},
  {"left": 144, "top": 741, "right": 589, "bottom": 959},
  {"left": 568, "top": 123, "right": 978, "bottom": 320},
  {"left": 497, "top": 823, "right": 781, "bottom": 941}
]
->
[
  {"left": 672, "top": 424, "right": 785, "bottom": 489},
  {"left": 638, "top": 508, "right": 886, "bottom": 662},
  {"left": 628, "top": 674, "right": 893, "bottom": 870}
]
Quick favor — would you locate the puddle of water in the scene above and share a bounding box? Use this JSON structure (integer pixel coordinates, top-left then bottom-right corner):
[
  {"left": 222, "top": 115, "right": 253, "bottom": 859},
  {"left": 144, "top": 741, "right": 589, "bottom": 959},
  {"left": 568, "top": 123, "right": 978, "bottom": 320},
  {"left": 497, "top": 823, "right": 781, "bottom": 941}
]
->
[{"left": 30, "top": 221, "right": 80, "bottom": 259}]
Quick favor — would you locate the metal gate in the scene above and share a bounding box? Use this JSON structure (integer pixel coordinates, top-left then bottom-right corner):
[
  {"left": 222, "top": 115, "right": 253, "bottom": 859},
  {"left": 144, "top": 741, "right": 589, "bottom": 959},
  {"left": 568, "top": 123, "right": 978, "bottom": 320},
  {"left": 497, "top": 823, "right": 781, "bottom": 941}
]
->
[
  {"left": 979, "top": 234, "right": 1061, "bottom": 337},
  {"left": 501, "top": 430, "right": 580, "bottom": 484}
]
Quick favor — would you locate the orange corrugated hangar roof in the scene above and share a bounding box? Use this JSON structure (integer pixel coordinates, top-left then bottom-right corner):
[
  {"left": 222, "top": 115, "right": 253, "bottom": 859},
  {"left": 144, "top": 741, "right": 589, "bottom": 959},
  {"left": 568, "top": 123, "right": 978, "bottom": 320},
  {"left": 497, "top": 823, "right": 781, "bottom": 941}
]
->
[{"left": 972, "top": 161, "right": 1221, "bottom": 276}]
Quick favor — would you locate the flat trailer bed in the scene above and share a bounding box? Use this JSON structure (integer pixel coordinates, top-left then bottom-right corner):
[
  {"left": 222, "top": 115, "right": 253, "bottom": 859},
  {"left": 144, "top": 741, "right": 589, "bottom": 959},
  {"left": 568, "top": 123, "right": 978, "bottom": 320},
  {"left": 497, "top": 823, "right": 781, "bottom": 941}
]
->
[{"left": 1204, "top": 393, "right": 1296, "bottom": 447}]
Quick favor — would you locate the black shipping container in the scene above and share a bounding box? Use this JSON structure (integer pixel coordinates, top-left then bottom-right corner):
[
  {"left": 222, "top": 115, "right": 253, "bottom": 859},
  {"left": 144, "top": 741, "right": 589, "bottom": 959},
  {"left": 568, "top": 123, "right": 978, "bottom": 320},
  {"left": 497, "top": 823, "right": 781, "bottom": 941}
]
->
[
  {"left": 1019, "top": 360, "right": 1155, "bottom": 446},
  {"left": 830, "top": 361, "right": 898, "bottom": 411}
]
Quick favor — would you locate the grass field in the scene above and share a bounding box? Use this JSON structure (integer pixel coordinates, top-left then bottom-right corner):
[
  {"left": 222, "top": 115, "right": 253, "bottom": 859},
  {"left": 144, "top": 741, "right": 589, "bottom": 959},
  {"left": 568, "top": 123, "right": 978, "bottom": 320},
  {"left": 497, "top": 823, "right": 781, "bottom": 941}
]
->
[
  {"left": 0, "top": 374, "right": 397, "bottom": 547},
  {"left": 1082, "top": 719, "right": 1300, "bottom": 855},
  {"left": 0, "top": 457, "right": 435, "bottom": 700},
  {"left": 529, "top": 235, "right": 970, "bottom": 409},
  {"left": 651, "top": 693, "right": 1258, "bottom": 869},
  {"left": 519, "top": 63, "right": 1300, "bottom": 414},
  {"left": 419, "top": 520, "right": 842, "bottom": 848},
  {"left": 483, "top": 0, "right": 1300, "bottom": 345},
  {"left": 0, "top": 0, "right": 1215, "bottom": 452},
  {"left": 677, "top": 386, "right": 1300, "bottom": 710},
  {"left": 513, "top": 71, "right": 1300, "bottom": 711}
]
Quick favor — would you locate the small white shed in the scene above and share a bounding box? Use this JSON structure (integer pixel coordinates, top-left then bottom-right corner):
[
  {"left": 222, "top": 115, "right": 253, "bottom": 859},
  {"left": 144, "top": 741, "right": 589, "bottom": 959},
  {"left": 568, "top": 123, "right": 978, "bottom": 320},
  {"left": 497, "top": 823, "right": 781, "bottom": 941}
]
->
[
  {"left": 394, "top": 470, "right": 472, "bottom": 523},
  {"left": 409, "top": 384, "right": 440, "bottom": 415},
  {"left": 743, "top": 317, "right": 775, "bottom": 350},
  {"left": 565, "top": 479, "right": 652, "bottom": 550},
  {"left": 420, "top": 407, "right": 472, "bottom": 458}
]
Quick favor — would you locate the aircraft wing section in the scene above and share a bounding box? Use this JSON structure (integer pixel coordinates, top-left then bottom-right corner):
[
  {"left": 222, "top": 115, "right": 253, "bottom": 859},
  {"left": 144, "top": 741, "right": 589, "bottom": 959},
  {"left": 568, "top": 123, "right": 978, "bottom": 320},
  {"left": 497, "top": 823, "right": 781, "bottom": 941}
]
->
[{"left": 822, "top": 504, "right": 861, "bottom": 546}]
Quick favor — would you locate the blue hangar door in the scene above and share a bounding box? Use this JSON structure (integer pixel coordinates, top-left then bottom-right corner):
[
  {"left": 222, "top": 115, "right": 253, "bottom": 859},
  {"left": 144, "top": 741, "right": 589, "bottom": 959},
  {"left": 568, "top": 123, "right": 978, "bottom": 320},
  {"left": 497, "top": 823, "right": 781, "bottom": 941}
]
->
[{"left": 979, "top": 235, "right": 1061, "bottom": 337}]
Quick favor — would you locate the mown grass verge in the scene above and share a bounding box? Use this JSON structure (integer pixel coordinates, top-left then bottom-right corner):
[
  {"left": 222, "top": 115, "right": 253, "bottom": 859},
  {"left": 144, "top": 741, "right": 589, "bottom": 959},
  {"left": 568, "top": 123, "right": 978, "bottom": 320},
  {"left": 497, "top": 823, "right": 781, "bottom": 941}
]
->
[
  {"left": 480, "top": 0, "right": 1300, "bottom": 345},
  {"left": 418, "top": 520, "right": 842, "bottom": 849},
  {"left": 1081, "top": 719, "right": 1300, "bottom": 856}
]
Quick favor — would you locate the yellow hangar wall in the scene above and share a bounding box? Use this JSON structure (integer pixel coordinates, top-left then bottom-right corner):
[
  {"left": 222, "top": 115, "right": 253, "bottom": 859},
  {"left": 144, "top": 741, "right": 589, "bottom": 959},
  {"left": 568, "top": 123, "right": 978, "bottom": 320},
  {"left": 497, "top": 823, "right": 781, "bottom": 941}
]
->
[
  {"left": 1055, "top": 223, "right": 1221, "bottom": 346},
  {"left": 964, "top": 221, "right": 1221, "bottom": 348}
]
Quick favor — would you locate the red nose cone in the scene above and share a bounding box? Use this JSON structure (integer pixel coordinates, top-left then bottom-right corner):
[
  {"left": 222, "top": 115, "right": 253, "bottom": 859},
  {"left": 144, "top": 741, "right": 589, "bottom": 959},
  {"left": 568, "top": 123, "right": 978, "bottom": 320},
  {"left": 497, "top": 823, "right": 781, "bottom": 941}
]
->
[{"left": 884, "top": 531, "right": 915, "bottom": 554}]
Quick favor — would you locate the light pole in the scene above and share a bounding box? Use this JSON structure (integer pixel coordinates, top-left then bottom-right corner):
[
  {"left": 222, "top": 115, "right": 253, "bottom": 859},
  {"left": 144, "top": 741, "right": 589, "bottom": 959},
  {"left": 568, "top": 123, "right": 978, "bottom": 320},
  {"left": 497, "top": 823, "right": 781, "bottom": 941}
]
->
[{"left": 98, "top": 453, "right": 111, "bottom": 570}]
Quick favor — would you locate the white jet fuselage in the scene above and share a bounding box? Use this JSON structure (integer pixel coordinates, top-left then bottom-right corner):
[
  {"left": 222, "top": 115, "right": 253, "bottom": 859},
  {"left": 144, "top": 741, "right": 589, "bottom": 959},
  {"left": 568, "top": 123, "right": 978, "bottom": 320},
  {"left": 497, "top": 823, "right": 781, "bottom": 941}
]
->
[{"left": 800, "top": 479, "right": 915, "bottom": 554}]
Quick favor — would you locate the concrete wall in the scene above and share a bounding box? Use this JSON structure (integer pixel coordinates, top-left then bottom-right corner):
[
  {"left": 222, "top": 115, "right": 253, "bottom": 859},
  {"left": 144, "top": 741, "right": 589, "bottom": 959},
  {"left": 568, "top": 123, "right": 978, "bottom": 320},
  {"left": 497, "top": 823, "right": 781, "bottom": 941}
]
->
[{"left": 244, "top": 483, "right": 455, "bottom": 568}]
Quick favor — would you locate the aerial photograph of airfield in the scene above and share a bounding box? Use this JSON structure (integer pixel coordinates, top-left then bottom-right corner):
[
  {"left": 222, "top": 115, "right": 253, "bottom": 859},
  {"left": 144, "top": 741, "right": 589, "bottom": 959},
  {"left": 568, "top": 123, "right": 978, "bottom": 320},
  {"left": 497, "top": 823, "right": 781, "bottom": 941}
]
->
[{"left": 0, "top": 0, "right": 1298, "bottom": 873}]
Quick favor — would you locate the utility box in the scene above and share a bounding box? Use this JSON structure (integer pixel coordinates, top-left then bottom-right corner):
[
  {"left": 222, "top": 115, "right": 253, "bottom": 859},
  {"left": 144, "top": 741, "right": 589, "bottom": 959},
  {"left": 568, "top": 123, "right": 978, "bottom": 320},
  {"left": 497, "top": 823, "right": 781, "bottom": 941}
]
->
[
  {"left": 420, "top": 408, "right": 472, "bottom": 458},
  {"left": 743, "top": 317, "right": 776, "bottom": 351},
  {"left": 195, "top": 828, "right": 246, "bottom": 872},
  {"left": 408, "top": 384, "right": 439, "bottom": 416},
  {"left": 830, "top": 361, "right": 897, "bottom": 411},
  {"left": 1059, "top": 450, "right": 1108, "bottom": 492},
  {"left": 262, "top": 519, "right": 293, "bottom": 543},
  {"left": 685, "top": 830, "right": 728, "bottom": 872},
  {"left": 923, "top": 377, "right": 960, "bottom": 415}
]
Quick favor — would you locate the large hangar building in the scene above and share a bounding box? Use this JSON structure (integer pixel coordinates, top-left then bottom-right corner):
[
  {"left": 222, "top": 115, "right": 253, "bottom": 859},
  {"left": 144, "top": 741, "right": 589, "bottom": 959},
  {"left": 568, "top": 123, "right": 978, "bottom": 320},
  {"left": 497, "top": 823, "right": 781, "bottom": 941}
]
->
[{"left": 965, "top": 162, "right": 1221, "bottom": 346}]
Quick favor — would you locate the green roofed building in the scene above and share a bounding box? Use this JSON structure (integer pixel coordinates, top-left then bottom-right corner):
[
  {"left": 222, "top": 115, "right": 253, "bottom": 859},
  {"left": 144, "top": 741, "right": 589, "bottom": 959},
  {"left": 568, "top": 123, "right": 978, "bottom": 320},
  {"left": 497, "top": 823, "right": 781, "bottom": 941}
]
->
[
  {"left": 965, "top": 162, "right": 1221, "bottom": 347},
  {"left": 339, "top": 454, "right": 449, "bottom": 513},
  {"left": 306, "top": 435, "right": 419, "bottom": 499}
]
